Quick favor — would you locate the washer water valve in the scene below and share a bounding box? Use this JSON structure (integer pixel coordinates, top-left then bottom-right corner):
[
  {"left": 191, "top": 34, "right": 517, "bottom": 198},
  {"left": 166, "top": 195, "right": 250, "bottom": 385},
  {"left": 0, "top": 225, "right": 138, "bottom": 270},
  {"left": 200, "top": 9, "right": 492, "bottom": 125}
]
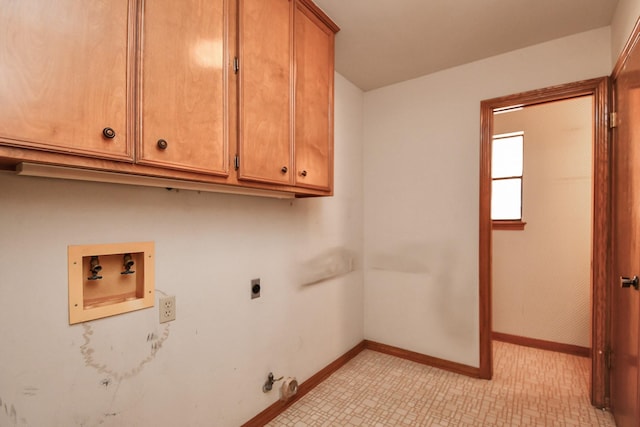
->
[
  {"left": 262, "top": 372, "right": 283, "bottom": 392},
  {"left": 262, "top": 372, "right": 298, "bottom": 402},
  {"left": 88, "top": 256, "right": 103, "bottom": 280}
]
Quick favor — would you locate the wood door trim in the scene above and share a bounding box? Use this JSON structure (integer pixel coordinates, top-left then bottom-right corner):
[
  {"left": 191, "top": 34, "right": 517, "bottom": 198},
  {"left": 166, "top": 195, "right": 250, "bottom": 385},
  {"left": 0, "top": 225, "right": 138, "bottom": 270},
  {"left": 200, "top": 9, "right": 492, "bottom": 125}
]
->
[
  {"left": 492, "top": 332, "right": 591, "bottom": 358},
  {"left": 365, "top": 340, "right": 481, "bottom": 378},
  {"left": 479, "top": 77, "right": 610, "bottom": 408}
]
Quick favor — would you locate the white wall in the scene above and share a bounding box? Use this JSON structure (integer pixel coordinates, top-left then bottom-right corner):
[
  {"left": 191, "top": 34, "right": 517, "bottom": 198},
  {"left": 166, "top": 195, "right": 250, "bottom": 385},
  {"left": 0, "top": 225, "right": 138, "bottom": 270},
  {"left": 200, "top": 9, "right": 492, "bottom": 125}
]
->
[
  {"left": 0, "top": 73, "right": 364, "bottom": 427},
  {"left": 362, "top": 27, "right": 611, "bottom": 367},
  {"left": 611, "top": 0, "right": 640, "bottom": 64},
  {"left": 492, "top": 97, "right": 593, "bottom": 348}
]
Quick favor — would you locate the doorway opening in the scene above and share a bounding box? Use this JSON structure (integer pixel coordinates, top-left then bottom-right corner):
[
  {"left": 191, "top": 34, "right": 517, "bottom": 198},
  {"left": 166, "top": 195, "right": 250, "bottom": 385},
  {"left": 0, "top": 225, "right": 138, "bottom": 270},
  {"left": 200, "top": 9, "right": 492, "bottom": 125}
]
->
[
  {"left": 491, "top": 95, "right": 593, "bottom": 360},
  {"left": 478, "top": 77, "right": 610, "bottom": 407}
]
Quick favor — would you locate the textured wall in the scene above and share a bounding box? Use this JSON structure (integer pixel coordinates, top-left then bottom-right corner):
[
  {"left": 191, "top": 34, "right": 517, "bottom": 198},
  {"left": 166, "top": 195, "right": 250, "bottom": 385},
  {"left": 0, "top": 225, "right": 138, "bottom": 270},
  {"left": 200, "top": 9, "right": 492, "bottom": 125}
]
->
[
  {"left": 492, "top": 97, "right": 593, "bottom": 347},
  {"left": 0, "top": 74, "right": 364, "bottom": 427}
]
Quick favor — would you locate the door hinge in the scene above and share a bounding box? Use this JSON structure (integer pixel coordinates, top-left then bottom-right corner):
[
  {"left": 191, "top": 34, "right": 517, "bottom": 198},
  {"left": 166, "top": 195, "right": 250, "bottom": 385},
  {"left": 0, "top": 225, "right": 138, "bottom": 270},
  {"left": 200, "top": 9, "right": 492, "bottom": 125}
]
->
[
  {"left": 610, "top": 112, "right": 618, "bottom": 128},
  {"left": 233, "top": 57, "right": 239, "bottom": 74},
  {"left": 234, "top": 154, "right": 240, "bottom": 170}
]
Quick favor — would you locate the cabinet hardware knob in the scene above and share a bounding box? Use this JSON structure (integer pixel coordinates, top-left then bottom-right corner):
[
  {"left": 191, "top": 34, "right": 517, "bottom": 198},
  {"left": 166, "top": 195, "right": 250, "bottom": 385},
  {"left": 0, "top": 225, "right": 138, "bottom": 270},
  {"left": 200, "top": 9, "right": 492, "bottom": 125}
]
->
[
  {"left": 300, "top": 170, "right": 308, "bottom": 177},
  {"left": 102, "top": 127, "right": 116, "bottom": 139},
  {"left": 281, "top": 166, "right": 288, "bottom": 173},
  {"left": 157, "top": 139, "right": 168, "bottom": 150}
]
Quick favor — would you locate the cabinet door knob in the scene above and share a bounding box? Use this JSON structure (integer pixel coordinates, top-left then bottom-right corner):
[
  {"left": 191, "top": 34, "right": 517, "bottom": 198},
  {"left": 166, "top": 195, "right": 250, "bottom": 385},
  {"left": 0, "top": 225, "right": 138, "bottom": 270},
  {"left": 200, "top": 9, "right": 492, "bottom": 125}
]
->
[
  {"left": 102, "top": 127, "right": 116, "bottom": 139},
  {"left": 281, "top": 166, "right": 288, "bottom": 173},
  {"left": 300, "top": 170, "right": 308, "bottom": 177},
  {"left": 157, "top": 139, "right": 168, "bottom": 150}
]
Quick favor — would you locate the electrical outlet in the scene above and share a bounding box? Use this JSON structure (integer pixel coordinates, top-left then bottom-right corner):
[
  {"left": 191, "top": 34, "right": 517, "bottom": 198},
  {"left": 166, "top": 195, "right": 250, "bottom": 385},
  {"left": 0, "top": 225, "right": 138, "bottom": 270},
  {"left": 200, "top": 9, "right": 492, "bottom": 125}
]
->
[
  {"left": 251, "top": 278, "right": 261, "bottom": 299},
  {"left": 159, "top": 296, "right": 176, "bottom": 323}
]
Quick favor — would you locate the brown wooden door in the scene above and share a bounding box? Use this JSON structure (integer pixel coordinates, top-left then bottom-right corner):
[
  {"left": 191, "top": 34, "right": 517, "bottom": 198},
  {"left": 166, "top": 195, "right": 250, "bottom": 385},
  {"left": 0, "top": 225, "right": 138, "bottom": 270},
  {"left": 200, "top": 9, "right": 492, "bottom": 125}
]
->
[
  {"left": 293, "top": 1, "right": 335, "bottom": 191},
  {"left": 0, "top": 0, "right": 133, "bottom": 161},
  {"left": 238, "top": 0, "right": 293, "bottom": 185},
  {"left": 611, "top": 36, "right": 640, "bottom": 427},
  {"left": 139, "top": 0, "right": 229, "bottom": 176}
]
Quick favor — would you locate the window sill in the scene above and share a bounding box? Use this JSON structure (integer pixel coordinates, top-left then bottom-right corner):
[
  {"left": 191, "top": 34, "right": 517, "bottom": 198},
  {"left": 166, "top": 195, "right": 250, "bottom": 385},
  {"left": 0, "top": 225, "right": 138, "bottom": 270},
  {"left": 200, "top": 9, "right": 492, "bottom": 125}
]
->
[{"left": 492, "top": 220, "right": 527, "bottom": 231}]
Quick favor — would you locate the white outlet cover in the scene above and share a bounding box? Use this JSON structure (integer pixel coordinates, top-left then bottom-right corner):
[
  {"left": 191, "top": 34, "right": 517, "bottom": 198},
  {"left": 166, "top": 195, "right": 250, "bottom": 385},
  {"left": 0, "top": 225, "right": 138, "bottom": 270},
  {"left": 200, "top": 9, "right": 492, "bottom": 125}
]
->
[{"left": 159, "top": 296, "right": 176, "bottom": 323}]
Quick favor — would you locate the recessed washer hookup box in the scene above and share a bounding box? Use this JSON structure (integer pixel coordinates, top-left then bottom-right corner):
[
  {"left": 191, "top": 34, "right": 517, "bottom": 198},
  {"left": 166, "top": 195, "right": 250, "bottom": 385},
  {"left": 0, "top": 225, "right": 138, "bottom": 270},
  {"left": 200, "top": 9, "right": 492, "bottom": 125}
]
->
[{"left": 68, "top": 241, "right": 155, "bottom": 324}]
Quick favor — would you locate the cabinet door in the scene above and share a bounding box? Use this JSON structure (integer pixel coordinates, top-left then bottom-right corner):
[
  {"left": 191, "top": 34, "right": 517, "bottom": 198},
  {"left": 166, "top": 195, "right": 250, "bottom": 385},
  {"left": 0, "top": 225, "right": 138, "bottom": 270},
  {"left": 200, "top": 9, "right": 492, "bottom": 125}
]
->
[
  {"left": 139, "top": 0, "right": 229, "bottom": 176},
  {"left": 294, "top": 1, "right": 335, "bottom": 191},
  {"left": 238, "top": 0, "right": 293, "bottom": 185},
  {"left": 0, "top": 0, "right": 133, "bottom": 160}
]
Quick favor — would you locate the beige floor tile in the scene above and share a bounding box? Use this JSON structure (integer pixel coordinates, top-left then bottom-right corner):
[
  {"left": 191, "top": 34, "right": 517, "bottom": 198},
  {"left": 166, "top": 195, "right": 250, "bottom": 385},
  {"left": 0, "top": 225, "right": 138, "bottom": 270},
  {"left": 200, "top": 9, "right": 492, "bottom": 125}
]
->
[{"left": 267, "top": 342, "right": 616, "bottom": 426}]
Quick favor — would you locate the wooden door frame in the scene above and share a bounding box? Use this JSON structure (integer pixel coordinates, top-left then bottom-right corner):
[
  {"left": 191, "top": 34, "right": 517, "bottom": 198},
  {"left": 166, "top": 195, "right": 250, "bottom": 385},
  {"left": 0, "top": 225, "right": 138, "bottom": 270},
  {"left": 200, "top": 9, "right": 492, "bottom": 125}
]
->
[{"left": 478, "top": 77, "right": 610, "bottom": 408}]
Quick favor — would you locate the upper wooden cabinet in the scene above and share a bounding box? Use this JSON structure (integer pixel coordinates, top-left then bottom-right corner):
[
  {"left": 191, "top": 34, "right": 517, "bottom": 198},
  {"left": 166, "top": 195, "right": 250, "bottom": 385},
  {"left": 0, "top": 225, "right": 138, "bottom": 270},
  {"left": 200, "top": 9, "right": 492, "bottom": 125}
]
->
[
  {"left": 294, "top": 1, "right": 336, "bottom": 191},
  {"left": 238, "top": 0, "right": 293, "bottom": 185},
  {"left": 238, "top": 0, "right": 338, "bottom": 192},
  {"left": 138, "top": 0, "right": 229, "bottom": 176},
  {"left": 0, "top": 0, "right": 338, "bottom": 197},
  {"left": 0, "top": 0, "right": 134, "bottom": 161}
]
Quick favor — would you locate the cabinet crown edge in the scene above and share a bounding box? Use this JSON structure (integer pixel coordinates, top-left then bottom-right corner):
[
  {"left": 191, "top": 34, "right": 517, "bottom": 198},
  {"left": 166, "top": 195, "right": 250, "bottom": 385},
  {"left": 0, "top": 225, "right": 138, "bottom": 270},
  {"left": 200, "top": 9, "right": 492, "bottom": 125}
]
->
[{"left": 298, "top": 0, "right": 340, "bottom": 33}]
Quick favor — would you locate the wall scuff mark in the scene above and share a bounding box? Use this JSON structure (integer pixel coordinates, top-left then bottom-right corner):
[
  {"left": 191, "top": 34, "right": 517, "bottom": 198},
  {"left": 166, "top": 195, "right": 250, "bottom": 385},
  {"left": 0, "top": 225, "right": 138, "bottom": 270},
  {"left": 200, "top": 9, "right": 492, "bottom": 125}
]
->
[
  {"left": 369, "top": 242, "right": 437, "bottom": 275},
  {"left": 80, "top": 322, "right": 170, "bottom": 382},
  {"left": 0, "top": 397, "right": 27, "bottom": 426},
  {"left": 298, "top": 247, "right": 355, "bottom": 286},
  {"left": 21, "top": 387, "right": 38, "bottom": 397}
]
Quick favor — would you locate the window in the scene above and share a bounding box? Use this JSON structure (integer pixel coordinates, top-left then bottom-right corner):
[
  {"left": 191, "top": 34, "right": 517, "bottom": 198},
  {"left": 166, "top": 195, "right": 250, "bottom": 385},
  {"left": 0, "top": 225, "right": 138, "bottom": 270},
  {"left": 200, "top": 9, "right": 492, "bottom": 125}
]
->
[{"left": 492, "top": 132, "right": 525, "bottom": 230}]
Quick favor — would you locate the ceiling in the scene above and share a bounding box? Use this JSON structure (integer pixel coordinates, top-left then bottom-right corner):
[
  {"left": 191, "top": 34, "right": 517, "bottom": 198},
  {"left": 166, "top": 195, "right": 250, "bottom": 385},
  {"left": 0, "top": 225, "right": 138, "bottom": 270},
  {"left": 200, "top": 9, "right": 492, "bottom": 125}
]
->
[{"left": 313, "top": 0, "right": 618, "bottom": 91}]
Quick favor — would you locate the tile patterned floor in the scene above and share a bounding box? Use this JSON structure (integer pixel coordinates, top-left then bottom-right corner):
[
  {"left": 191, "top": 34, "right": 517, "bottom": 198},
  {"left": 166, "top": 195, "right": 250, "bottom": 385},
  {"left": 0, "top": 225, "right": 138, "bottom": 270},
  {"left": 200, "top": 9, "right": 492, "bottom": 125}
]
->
[{"left": 267, "top": 342, "right": 616, "bottom": 426}]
